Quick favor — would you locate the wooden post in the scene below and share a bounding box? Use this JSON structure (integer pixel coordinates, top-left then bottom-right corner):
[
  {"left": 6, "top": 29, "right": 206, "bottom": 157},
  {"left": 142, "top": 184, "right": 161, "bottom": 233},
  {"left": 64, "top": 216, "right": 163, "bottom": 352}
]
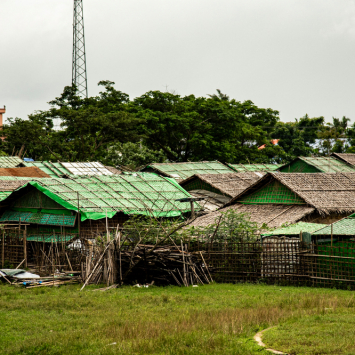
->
[
  {"left": 2, "top": 229, "right": 4, "bottom": 268},
  {"left": 106, "top": 210, "right": 110, "bottom": 242},
  {"left": 77, "top": 192, "right": 81, "bottom": 238},
  {"left": 190, "top": 200, "right": 195, "bottom": 219},
  {"left": 118, "top": 227, "right": 122, "bottom": 285},
  {"left": 331, "top": 223, "right": 333, "bottom": 248},
  {"left": 23, "top": 229, "right": 27, "bottom": 268},
  {"left": 181, "top": 240, "right": 187, "bottom": 286},
  {"left": 300, "top": 230, "right": 303, "bottom": 242}
]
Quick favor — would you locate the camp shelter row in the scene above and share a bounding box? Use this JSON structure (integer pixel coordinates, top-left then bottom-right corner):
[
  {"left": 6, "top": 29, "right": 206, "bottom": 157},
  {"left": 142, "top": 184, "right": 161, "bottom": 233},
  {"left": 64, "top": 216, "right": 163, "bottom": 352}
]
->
[
  {"left": 4, "top": 154, "right": 355, "bottom": 183},
  {"left": 141, "top": 154, "right": 355, "bottom": 180},
  {"left": 0, "top": 174, "right": 201, "bottom": 244},
  {"left": 0, "top": 156, "right": 121, "bottom": 177},
  {"left": 187, "top": 172, "right": 355, "bottom": 231}
]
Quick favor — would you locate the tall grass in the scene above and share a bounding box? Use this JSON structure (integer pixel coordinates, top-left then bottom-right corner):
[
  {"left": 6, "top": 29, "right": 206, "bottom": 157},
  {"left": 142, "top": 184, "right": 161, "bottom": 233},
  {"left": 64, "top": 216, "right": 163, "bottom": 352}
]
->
[{"left": 0, "top": 283, "right": 354, "bottom": 354}]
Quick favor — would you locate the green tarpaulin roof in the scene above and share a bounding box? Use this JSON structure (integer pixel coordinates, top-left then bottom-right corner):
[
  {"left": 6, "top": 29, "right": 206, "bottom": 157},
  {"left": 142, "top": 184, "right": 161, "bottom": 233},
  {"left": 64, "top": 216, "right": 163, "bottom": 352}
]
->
[
  {"left": 142, "top": 161, "right": 234, "bottom": 180},
  {"left": 22, "top": 161, "right": 113, "bottom": 178},
  {"left": 312, "top": 216, "right": 355, "bottom": 236},
  {"left": 279, "top": 157, "right": 355, "bottom": 173},
  {"left": 2, "top": 174, "right": 200, "bottom": 221},
  {"left": 227, "top": 163, "right": 281, "bottom": 173},
  {"left": 262, "top": 222, "right": 324, "bottom": 237},
  {"left": 0, "top": 156, "right": 23, "bottom": 168}
]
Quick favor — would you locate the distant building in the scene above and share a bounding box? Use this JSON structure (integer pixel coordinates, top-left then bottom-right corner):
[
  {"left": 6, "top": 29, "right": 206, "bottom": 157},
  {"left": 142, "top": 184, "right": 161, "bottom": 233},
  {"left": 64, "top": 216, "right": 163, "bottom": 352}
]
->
[{"left": 0, "top": 106, "right": 5, "bottom": 127}]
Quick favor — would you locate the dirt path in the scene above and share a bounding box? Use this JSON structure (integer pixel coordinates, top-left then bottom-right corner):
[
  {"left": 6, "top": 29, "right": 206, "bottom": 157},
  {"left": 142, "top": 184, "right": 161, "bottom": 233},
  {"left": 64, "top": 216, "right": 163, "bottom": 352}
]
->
[{"left": 253, "top": 327, "right": 288, "bottom": 355}]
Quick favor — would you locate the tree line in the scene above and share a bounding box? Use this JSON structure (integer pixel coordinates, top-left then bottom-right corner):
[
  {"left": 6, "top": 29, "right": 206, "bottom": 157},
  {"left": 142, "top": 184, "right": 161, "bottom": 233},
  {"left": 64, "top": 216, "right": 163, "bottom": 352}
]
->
[{"left": 2, "top": 81, "right": 355, "bottom": 169}]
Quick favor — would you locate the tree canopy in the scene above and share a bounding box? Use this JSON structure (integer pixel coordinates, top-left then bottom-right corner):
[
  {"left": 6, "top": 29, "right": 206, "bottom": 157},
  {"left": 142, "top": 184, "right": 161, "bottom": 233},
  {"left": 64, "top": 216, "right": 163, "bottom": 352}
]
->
[{"left": 2, "top": 82, "right": 354, "bottom": 167}]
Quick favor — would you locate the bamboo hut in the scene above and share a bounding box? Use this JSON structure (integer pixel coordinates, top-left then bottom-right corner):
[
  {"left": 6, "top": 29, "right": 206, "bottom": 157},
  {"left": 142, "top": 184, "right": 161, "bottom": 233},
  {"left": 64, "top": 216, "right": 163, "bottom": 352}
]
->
[
  {"left": 188, "top": 172, "right": 355, "bottom": 230},
  {"left": 180, "top": 172, "right": 264, "bottom": 211},
  {"left": 0, "top": 174, "right": 200, "bottom": 271},
  {"left": 278, "top": 156, "right": 355, "bottom": 173}
]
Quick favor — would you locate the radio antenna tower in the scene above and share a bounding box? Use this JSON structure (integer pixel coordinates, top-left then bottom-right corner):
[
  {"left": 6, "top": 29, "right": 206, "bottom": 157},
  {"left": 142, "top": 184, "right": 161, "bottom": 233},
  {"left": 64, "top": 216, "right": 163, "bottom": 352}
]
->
[{"left": 72, "top": 0, "right": 88, "bottom": 98}]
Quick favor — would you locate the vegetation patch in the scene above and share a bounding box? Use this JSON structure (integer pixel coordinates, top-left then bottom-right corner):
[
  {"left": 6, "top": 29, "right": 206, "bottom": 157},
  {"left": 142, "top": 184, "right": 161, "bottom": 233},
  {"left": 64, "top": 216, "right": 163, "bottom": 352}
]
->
[{"left": 1, "top": 283, "right": 355, "bottom": 354}]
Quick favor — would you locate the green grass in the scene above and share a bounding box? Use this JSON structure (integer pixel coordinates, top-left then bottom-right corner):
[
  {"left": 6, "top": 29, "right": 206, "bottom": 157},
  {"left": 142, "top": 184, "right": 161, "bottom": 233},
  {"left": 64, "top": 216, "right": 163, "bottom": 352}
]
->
[
  {"left": 0, "top": 283, "right": 355, "bottom": 354},
  {"left": 263, "top": 308, "right": 355, "bottom": 355}
]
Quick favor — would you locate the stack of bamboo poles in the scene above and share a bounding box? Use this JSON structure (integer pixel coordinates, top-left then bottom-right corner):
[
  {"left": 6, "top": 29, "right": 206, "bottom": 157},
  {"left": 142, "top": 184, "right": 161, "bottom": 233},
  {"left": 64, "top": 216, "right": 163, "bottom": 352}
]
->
[
  {"left": 117, "top": 243, "right": 213, "bottom": 286},
  {"left": 6, "top": 274, "right": 81, "bottom": 288},
  {"left": 81, "top": 239, "right": 213, "bottom": 289}
]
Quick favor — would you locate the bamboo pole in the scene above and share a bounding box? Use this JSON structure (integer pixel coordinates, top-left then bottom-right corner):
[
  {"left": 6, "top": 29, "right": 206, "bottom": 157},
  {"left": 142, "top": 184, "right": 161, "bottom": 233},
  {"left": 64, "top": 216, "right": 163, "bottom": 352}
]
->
[
  {"left": 118, "top": 227, "right": 122, "bottom": 285},
  {"left": 181, "top": 240, "right": 187, "bottom": 286},
  {"left": 77, "top": 192, "right": 80, "bottom": 238},
  {"left": 2, "top": 229, "right": 4, "bottom": 268},
  {"left": 66, "top": 252, "right": 73, "bottom": 272},
  {"left": 331, "top": 223, "right": 333, "bottom": 248}
]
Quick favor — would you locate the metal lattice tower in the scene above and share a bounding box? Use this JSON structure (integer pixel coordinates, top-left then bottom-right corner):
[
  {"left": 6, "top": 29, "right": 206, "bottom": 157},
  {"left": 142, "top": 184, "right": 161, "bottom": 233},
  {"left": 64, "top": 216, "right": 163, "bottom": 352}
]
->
[{"left": 72, "top": 0, "right": 88, "bottom": 98}]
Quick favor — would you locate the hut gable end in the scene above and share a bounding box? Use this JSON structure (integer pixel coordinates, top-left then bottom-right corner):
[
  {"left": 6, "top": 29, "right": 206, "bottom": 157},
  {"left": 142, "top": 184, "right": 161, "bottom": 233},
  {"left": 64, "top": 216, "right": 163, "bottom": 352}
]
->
[
  {"left": 12, "top": 189, "right": 66, "bottom": 210},
  {"left": 279, "top": 157, "right": 355, "bottom": 173},
  {"left": 238, "top": 180, "right": 306, "bottom": 205}
]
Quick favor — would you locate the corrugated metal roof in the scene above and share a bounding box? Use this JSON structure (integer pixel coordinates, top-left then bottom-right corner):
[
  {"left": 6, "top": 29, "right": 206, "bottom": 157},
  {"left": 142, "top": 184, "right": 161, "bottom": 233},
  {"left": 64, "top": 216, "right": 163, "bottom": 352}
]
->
[
  {"left": 3, "top": 174, "right": 200, "bottom": 220},
  {"left": 262, "top": 222, "right": 324, "bottom": 237},
  {"left": 227, "top": 163, "right": 281, "bottom": 173},
  {"left": 313, "top": 217, "right": 355, "bottom": 235},
  {"left": 141, "top": 161, "right": 233, "bottom": 180},
  {"left": 23, "top": 161, "right": 113, "bottom": 177},
  {"left": 0, "top": 156, "right": 23, "bottom": 168}
]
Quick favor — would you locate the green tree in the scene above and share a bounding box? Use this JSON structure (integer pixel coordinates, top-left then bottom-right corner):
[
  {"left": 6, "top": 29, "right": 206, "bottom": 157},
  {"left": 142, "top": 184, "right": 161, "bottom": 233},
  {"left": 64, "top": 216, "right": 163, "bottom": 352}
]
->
[
  {"left": 3, "top": 82, "right": 143, "bottom": 161},
  {"left": 316, "top": 116, "right": 350, "bottom": 155},
  {"left": 271, "top": 114, "right": 324, "bottom": 159},
  {"left": 105, "top": 141, "right": 167, "bottom": 170},
  {"left": 131, "top": 90, "right": 280, "bottom": 163}
]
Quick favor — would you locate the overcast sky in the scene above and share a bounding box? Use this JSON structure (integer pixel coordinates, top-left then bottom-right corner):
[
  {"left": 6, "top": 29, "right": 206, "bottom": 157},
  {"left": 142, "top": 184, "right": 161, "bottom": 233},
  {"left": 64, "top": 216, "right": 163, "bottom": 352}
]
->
[{"left": 1, "top": 0, "right": 355, "bottom": 125}]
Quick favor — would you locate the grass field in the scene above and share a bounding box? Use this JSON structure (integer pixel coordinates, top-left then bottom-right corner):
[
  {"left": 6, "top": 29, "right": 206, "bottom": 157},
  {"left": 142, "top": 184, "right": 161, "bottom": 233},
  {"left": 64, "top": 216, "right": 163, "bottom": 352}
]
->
[{"left": 1, "top": 283, "right": 355, "bottom": 355}]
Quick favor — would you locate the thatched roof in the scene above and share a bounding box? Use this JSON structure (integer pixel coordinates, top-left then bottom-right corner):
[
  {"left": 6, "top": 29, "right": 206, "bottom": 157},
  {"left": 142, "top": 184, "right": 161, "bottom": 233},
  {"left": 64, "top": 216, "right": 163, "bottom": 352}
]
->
[
  {"left": 0, "top": 177, "right": 32, "bottom": 201},
  {"left": 0, "top": 167, "right": 49, "bottom": 178},
  {"left": 186, "top": 204, "right": 315, "bottom": 229},
  {"left": 180, "top": 172, "right": 264, "bottom": 198},
  {"left": 331, "top": 153, "right": 355, "bottom": 166},
  {"left": 228, "top": 172, "right": 355, "bottom": 215},
  {"left": 105, "top": 166, "right": 122, "bottom": 175}
]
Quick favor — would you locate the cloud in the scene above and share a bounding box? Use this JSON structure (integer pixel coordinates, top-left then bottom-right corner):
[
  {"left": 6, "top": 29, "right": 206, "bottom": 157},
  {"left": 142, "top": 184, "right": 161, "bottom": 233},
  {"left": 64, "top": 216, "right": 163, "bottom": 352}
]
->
[{"left": 1, "top": 0, "right": 355, "bottom": 124}]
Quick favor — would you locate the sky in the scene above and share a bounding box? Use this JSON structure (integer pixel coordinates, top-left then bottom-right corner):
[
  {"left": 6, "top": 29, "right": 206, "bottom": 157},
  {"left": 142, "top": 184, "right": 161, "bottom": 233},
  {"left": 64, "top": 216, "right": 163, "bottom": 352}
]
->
[{"left": 1, "top": 0, "right": 355, "bottom": 125}]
